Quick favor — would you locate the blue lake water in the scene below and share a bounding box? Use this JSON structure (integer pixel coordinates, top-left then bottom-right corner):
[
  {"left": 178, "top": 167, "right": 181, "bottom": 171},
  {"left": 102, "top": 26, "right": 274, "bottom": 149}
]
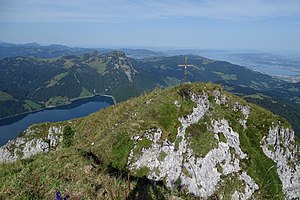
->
[
  {"left": 248, "top": 65, "right": 300, "bottom": 76},
  {"left": 0, "top": 95, "right": 113, "bottom": 146}
]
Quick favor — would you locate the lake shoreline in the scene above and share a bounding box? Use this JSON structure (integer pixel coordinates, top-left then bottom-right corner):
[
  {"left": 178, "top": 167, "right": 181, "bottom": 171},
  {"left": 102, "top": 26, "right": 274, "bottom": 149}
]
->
[
  {"left": 0, "top": 95, "right": 113, "bottom": 146},
  {"left": 0, "top": 94, "right": 115, "bottom": 121}
]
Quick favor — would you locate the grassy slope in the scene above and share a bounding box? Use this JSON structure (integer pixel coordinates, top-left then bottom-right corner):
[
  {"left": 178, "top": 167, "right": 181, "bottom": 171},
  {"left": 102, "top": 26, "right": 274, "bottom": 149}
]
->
[{"left": 0, "top": 82, "right": 295, "bottom": 199}]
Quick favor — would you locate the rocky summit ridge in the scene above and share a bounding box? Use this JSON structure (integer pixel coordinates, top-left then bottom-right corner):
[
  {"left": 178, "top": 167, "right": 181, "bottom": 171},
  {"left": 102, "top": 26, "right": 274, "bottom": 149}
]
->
[
  {"left": 106, "top": 51, "right": 137, "bottom": 82},
  {"left": 0, "top": 82, "right": 299, "bottom": 199}
]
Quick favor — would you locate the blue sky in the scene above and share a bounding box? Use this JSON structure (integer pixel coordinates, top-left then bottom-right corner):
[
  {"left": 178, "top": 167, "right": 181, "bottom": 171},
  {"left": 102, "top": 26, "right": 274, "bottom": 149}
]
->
[{"left": 0, "top": 0, "right": 299, "bottom": 51}]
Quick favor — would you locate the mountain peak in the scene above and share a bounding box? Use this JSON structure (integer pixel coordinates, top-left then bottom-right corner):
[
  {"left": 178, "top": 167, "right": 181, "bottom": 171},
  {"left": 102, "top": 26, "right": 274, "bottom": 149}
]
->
[
  {"left": 106, "top": 50, "right": 137, "bottom": 82},
  {"left": 23, "top": 42, "right": 41, "bottom": 47},
  {"left": 108, "top": 50, "right": 126, "bottom": 58},
  {"left": 0, "top": 82, "right": 299, "bottom": 199}
]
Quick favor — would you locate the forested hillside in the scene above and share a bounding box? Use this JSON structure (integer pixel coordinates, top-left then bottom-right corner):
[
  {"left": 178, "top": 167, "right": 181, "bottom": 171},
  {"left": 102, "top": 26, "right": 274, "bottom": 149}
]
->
[{"left": 1, "top": 47, "right": 300, "bottom": 137}]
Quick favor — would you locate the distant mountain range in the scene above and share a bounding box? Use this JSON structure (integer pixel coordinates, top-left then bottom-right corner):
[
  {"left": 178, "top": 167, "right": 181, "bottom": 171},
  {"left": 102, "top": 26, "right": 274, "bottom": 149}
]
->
[
  {"left": 0, "top": 41, "right": 95, "bottom": 59},
  {"left": 0, "top": 41, "right": 163, "bottom": 59},
  {"left": 0, "top": 42, "right": 300, "bottom": 137}
]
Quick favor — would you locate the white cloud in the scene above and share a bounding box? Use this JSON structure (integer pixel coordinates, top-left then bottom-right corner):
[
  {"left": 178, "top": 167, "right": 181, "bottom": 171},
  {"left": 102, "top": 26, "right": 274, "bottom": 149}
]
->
[{"left": 0, "top": 0, "right": 299, "bottom": 23}]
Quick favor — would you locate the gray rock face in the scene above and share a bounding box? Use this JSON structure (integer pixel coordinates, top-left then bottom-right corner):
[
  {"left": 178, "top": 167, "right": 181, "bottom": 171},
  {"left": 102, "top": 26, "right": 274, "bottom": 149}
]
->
[
  {"left": 48, "top": 126, "right": 63, "bottom": 147},
  {"left": 233, "top": 102, "right": 250, "bottom": 129},
  {"left": 128, "top": 91, "right": 258, "bottom": 199},
  {"left": 128, "top": 92, "right": 210, "bottom": 190},
  {"left": 232, "top": 172, "right": 260, "bottom": 200},
  {"left": 0, "top": 125, "right": 62, "bottom": 163},
  {"left": 261, "top": 126, "right": 300, "bottom": 199},
  {"left": 22, "top": 138, "right": 49, "bottom": 159},
  {"left": 108, "top": 51, "right": 137, "bottom": 82},
  {"left": 180, "top": 119, "right": 257, "bottom": 199},
  {"left": 212, "top": 89, "right": 227, "bottom": 105}
]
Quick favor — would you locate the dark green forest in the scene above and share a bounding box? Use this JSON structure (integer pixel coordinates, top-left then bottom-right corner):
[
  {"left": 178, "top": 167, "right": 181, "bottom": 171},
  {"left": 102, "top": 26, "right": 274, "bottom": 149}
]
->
[{"left": 0, "top": 46, "right": 300, "bottom": 137}]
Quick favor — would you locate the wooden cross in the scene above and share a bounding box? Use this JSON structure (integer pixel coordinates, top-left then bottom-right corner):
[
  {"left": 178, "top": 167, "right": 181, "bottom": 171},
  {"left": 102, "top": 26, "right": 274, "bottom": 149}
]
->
[{"left": 178, "top": 57, "right": 193, "bottom": 83}]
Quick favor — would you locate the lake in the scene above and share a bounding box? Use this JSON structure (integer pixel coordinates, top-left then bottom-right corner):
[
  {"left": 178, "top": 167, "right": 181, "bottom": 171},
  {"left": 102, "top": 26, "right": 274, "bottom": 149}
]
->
[{"left": 0, "top": 95, "right": 113, "bottom": 146}]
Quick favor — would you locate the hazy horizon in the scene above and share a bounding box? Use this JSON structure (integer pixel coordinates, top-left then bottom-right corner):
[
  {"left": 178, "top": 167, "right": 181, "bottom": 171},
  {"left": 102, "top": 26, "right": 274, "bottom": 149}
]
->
[
  {"left": 1, "top": 40, "right": 300, "bottom": 56},
  {"left": 0, "top": 0, "right": 300, "bottom": 53}
]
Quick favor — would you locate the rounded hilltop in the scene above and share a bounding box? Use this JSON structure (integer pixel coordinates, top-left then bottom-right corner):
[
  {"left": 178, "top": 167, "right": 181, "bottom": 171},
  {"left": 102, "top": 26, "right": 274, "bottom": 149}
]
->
[{"left": 0, "top": 82, "right": 299, "bottom": 199}]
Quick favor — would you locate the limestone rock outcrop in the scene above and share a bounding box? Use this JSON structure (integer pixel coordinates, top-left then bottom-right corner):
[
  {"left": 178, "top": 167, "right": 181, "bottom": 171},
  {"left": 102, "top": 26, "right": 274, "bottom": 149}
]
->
[
  {"left": 261, "top": 126, "right": 300, "bottom": 199},
  {"left": 0, "top": 126, "right": 62, "bottom": 163},
  {"left": 128, "top": 91, "right": 259, "bottom": 199}
]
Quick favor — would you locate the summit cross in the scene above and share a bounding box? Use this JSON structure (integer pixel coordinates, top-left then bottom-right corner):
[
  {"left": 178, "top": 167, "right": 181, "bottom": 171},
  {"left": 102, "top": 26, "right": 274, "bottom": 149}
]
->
[{"left": 178, "top": 57, "right": 194, "bottom": 83}]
